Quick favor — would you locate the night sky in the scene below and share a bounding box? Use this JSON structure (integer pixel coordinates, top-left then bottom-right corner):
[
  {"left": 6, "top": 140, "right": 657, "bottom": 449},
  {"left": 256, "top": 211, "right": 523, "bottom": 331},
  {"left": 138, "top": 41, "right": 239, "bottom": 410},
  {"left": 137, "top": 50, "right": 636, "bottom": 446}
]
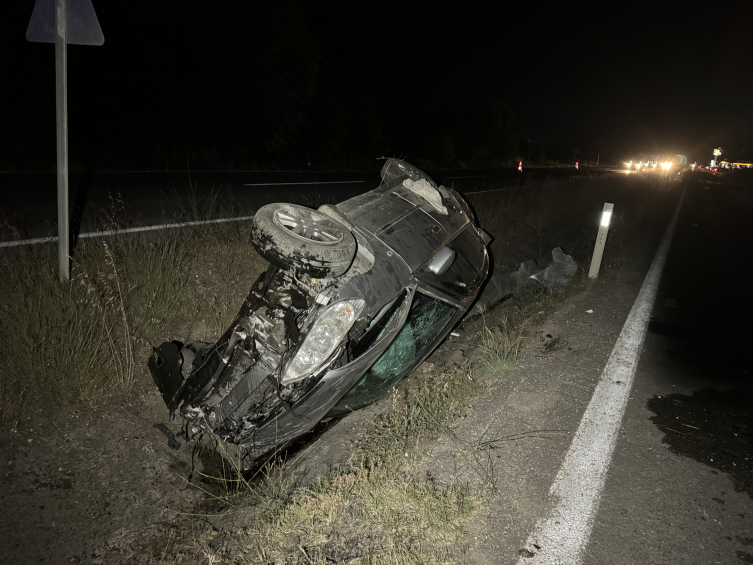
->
[{"left": 1, "top": 0, "right": 751, "bottom": 169}]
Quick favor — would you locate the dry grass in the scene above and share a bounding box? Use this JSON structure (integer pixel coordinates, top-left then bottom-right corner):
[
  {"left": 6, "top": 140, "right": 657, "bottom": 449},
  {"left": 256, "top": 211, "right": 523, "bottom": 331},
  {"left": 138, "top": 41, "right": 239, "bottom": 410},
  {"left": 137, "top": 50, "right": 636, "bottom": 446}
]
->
[
  {"left": 230, "top": 365, "right": 486, "bottom": 565},
  {"left": 475, "top": 315, "right": 528, "bottom": 375},
  {"left": 0, "top": 190, "right": 266, "bottom": 413}
]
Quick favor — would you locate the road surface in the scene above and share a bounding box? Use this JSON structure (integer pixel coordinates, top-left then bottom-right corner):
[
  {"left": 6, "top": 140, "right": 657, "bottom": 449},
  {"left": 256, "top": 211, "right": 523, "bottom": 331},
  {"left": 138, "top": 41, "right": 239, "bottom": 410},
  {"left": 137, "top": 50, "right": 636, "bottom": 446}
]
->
[{"left": 0, "top": 166, "right": 617, "bottom": 242}]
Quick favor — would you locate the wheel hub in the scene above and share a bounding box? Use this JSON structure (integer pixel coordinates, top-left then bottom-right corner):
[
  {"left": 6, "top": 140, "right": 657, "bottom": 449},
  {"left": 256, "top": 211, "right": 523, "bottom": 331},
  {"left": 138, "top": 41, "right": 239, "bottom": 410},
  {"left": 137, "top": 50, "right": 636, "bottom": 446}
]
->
[{"left": 272, "top": 205, "right": 344, "bottom": 245}]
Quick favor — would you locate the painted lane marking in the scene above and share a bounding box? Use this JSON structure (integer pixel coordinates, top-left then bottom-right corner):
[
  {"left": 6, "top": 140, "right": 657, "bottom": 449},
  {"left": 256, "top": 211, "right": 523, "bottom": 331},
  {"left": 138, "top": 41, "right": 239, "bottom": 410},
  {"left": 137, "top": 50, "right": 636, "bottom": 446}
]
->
[
  {"left": 463, "top": 186, "right": 521, "bottom": 195},
  {"left": 242, "top": 180, "right": 365, "bottom": 186},
  {"left": 0, "top": 215, "right": 256, "bottom": 248},
  {"left": 517, "top": 189, "right": 686, "bottom": 564}
]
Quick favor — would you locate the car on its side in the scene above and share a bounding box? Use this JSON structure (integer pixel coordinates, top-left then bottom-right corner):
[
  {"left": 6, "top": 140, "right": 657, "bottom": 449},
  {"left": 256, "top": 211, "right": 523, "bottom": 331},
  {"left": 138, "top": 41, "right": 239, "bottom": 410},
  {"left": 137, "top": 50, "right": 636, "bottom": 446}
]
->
[{"left": 148, "top": 159, "right": 490, "bottom": 466}]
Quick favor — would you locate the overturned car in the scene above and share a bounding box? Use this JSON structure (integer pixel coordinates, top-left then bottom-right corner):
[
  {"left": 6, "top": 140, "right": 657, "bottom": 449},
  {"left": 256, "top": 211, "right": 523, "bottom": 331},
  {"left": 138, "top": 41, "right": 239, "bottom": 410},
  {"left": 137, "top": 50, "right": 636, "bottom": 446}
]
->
[{"left": 149, "top": 159, "right": 490, "bottom": 463}]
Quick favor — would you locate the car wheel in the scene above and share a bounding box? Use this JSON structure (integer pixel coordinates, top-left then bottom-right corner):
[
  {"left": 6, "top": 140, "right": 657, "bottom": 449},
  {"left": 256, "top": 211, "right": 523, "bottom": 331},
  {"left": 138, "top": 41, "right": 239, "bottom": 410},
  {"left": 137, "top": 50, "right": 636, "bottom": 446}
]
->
[{"left": 251, "top": 203, "right": 357, "bottom": 277}]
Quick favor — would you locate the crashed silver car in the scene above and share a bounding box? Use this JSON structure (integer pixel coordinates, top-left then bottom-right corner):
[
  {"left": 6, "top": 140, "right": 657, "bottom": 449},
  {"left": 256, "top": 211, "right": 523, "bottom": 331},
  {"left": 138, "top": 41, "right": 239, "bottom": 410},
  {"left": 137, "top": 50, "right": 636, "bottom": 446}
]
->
[{"left": 149, "top": 159, "right": 490, "bottom": 462}]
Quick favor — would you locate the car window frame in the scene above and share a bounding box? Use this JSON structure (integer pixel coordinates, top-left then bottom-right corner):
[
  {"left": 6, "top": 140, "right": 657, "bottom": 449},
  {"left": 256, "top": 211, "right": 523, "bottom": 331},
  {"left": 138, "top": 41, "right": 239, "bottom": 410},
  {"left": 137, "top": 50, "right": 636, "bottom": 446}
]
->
[{"left": 327, "top": 280, "right": 463, "bottom": 416}]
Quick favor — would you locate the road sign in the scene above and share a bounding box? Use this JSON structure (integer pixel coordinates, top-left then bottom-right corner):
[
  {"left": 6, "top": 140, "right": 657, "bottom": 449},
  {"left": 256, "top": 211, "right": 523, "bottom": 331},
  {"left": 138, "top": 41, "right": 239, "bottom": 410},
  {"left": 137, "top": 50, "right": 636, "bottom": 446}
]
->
[
  {"left": 713, "top": 148, "right": 722, "bottom": 156},
  {"left": 26, "top": 0, "right": 104, "bottom": 45},
  {"left": 26, "top": 0, "right": 104, "bottom": 281}
]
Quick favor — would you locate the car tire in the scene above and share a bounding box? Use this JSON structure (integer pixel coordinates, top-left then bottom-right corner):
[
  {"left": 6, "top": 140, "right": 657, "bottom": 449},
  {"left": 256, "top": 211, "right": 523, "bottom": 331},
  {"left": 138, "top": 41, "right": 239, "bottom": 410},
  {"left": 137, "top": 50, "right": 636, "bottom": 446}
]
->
[{"left": 251, "top": 203, "right": 357, "bottom": 277}]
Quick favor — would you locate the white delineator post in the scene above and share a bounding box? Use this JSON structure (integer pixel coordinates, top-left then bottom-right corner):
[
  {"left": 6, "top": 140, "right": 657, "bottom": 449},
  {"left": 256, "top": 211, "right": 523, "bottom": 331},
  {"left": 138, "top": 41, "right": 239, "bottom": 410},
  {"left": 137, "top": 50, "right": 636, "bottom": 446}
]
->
[{"left": 588, "top": 202, "right": 613, "bottom": 279}]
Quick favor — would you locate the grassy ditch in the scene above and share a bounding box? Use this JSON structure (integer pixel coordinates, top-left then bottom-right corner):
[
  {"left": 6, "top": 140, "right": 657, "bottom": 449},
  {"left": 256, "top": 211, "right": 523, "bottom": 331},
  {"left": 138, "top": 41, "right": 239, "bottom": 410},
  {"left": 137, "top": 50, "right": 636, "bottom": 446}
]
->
[
  {"left": 179, "top": 172, "right": 684, "bottom": 564},
  {"left": 183, "top": 298, "right": 559, "bottom": 565},
  {"left": 0, "top": 171, "right": 679, "bottom": 413},
  {"left": 0, "top": 191, "right": 266, "bottom": 412},
  {"left": 0, "top": 169, "right": 683, "bottom": 562}
]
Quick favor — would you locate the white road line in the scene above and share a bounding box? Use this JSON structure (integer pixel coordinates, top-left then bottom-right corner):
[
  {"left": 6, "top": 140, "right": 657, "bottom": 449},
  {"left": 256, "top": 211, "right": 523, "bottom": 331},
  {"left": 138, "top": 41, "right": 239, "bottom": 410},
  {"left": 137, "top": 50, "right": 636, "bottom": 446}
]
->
[
  {"left": 0, "top": 215, "right": 256, "bottom": 249},
  {"left": 464, "top": 186, "right": 520, "bottom": 195},
  {"left": 242, "top": 180, "right": 365, "bottom": 186},
  {"left": 517, "top": 189, "right": 686, "bottom": 565}
]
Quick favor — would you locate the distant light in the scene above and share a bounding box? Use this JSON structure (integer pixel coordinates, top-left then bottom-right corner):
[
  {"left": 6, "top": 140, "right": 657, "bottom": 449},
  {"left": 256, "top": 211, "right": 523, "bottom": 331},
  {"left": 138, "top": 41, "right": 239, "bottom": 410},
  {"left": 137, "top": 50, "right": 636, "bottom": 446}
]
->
[{"left": 600, "top": 210, "right": 612, "bottom": 227}]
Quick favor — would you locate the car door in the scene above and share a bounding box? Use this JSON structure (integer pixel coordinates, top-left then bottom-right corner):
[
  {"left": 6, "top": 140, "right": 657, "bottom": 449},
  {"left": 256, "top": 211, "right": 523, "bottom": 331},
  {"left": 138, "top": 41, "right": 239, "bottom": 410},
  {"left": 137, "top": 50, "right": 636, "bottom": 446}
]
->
[{"left": 328, "top": 285, "right": 462, "bottom": 415}]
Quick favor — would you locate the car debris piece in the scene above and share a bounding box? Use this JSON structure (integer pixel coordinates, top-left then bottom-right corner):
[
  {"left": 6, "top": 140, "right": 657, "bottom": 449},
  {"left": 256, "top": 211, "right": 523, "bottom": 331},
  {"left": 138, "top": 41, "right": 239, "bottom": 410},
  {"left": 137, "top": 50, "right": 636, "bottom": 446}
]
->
[
  {"left": 403, "top": 178, "right": 448, "bottom": 215},
  {"left": 152, "top": 423, "right": 181, "bottom": 450},
  {"left": 529, "top": 247, "right": 578, "bottom": 290},
  {"left": 148, "top": 159, "right": 489, "bottom": 465}
]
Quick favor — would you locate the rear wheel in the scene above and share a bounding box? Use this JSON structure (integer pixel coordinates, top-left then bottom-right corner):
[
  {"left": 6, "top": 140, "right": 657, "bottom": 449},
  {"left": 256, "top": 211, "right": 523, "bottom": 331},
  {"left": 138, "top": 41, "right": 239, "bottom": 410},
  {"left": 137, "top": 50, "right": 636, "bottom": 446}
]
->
[{"left": 251, "top": 203, "right": 357, "bottom": 277}]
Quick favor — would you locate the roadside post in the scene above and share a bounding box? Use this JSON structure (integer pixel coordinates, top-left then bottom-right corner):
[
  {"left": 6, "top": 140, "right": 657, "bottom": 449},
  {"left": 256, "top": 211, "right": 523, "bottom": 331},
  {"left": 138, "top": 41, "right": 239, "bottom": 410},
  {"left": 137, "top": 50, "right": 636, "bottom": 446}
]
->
[
  {"left": 588, "top": 202, "right": 614, "bottom": 279},
  {"left": 26, "top": 0, "right": 104, "bottom": 281},
  {"left": 518, "top": 160, "right": 522, "bottom": 172}
]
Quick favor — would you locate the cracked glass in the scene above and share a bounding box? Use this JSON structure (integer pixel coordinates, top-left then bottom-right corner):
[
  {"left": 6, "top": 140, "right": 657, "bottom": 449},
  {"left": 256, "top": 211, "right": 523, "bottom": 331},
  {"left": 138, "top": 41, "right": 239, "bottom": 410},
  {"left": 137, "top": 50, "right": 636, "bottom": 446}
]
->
[{"left": 332, "top": 292, "right": 457, "bottom": 413}]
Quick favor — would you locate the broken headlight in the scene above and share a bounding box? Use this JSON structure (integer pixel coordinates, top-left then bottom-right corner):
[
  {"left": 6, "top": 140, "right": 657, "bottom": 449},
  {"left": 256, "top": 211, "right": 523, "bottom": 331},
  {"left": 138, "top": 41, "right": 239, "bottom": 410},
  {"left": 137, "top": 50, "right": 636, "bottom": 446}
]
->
[{"left": 281, "top": 299, "right": 365, "bottom": 384}]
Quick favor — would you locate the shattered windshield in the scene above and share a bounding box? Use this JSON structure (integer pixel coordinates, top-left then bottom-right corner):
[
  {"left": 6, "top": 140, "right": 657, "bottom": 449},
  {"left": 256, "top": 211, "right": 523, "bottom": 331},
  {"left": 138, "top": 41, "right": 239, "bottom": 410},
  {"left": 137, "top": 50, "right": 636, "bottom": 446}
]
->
[{"left": 331, "top": 292, "right": 457, "bottom": 413}]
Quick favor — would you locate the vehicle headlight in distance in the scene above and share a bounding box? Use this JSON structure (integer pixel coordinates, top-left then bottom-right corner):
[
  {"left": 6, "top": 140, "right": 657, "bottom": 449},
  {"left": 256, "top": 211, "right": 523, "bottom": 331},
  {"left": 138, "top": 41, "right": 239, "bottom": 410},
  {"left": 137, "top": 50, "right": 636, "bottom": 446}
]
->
[{"left": 281, "top": 299, "right": 365, "bottom": 384}]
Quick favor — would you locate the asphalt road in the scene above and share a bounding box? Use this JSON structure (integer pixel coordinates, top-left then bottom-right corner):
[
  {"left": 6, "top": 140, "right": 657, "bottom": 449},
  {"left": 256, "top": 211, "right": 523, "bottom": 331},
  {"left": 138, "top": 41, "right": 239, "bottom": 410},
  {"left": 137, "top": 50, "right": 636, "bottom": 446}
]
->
[
  {"left": 585, "top": 171, "right": 753, "bottom": 564},
  {"left": 508, "top": 170, "right": 753, "bottom": 565},
  {"left": 0, "top": 166, "right": 617, "bottom": 242}
]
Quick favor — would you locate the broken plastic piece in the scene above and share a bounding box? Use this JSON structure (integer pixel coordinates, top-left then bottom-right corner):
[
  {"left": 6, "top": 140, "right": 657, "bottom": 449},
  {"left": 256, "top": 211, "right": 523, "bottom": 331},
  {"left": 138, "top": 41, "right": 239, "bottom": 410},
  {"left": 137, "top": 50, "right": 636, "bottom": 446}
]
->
[
  {"left": 477, "top": 227, "right": 492, "bottom": 246},
  {"left": 586, "top": 309, "right": 594, "bottom": 314},
  {"left": 530, "top": 248, "right": 578, "bottom": 290},
  {"left": 403, "top": 178, "right": 448, "bottom": 215},
  {"left": 153, "top": 423, "right": 181, "bottom": 450}
]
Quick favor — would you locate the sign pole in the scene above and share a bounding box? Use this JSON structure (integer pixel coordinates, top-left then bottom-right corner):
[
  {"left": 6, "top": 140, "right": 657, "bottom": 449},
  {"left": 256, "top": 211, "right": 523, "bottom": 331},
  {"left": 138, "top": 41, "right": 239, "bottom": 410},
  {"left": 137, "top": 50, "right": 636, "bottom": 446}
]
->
[{"left": 55, "top": 0, "right": 69, "bottom": 281}]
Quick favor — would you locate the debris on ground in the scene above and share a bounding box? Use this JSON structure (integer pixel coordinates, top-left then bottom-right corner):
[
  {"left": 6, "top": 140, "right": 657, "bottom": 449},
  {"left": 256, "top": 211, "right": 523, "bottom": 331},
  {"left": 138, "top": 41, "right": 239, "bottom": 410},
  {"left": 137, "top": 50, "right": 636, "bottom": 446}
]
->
[{"left": 529, "top": 247, "right": 578, "bottom": 291}]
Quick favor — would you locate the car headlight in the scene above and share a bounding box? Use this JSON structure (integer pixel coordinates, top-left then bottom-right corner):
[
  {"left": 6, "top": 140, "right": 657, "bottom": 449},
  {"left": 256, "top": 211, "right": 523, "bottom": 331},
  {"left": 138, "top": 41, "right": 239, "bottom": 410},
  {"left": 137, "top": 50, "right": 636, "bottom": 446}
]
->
[{"left": 281, "top": 299, "right": 365, "bottom": 384}]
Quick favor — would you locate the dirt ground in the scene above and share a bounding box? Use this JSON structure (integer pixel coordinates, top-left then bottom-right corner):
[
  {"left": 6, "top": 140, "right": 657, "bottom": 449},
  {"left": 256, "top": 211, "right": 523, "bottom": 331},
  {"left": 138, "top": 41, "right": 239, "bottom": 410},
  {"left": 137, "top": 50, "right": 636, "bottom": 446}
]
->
[
  {"left": 0, "top": 173, "right": 681, "bottom": 564},
  {"left": 0, "top": 285, "right": 540, "bottom": 565}
]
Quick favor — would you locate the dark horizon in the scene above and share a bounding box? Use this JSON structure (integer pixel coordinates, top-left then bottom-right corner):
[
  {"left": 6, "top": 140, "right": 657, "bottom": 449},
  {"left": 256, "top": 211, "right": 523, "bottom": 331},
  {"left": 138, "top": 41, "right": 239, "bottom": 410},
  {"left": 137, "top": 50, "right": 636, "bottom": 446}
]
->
[{"left": 1, "top": 0, "right": 751, "bottom": 170}]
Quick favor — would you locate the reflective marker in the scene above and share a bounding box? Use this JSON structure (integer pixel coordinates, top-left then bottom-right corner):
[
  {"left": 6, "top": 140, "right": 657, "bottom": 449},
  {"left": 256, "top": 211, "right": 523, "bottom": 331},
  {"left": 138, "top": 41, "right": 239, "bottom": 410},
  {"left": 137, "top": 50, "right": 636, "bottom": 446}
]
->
[
  {"left": 589, "top": 202, "right": 614, "bottom": 279},
  {"left": 600, "top": 210, "right": 612, "bottom": 227}
]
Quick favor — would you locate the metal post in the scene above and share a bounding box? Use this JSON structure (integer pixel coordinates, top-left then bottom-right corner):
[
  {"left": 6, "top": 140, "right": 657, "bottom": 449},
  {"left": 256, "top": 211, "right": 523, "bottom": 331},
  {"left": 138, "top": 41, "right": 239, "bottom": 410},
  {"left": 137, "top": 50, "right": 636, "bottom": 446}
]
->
[
  {"left": 588, "top": 202, "right": 614, "bottom": 279},
  {"left": 55, "top": 0, "right": 69, "bottom": 281}
]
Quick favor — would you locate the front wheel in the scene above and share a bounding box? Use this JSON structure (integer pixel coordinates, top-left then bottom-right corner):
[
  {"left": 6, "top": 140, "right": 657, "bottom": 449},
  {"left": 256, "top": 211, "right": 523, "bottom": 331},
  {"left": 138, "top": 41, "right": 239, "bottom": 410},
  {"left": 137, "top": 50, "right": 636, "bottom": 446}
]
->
[{"left": 251, "top": 203, "right": 357, "bottom": 277}]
